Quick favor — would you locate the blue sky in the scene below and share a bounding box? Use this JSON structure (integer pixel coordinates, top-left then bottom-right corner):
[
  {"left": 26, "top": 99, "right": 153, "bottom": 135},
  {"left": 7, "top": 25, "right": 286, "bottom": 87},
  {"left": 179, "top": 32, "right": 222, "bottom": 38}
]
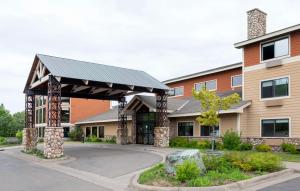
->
[{"left": 0, "top": 0, "right": 300, "bottom": 113}]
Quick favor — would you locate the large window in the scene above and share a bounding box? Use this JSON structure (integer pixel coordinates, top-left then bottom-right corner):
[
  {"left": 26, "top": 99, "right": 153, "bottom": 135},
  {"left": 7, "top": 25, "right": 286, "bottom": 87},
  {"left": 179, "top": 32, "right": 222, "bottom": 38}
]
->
[
  {"left": 261, "top": 77, "right": 289, "bottom": 99},
  {"left": 201, "top": 126, "right": 220, "bottom": 137},
  {"left": 261, "top": 119, "right": 289, "bottom": 137},
  {"left": 231, "top": 75, "right": 242, "bottom": 87},
  {"left": 178, "top": 122, "right": 193, "bottom": 136},
  {"left": 195, "top": 80, "right": 217, "bottom": 91},
  {"left": 169, "top": 86, "right": 184, "bottom": 97},
  {"left": 262, "top": 38, "right": 289, "bottom": 61}
]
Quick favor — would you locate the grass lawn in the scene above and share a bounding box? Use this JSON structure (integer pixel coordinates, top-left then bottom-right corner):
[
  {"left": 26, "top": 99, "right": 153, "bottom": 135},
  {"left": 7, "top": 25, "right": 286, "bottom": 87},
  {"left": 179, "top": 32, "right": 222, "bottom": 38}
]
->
[{"left": 274, "top": 152, "right": 300, "bottom": 162}]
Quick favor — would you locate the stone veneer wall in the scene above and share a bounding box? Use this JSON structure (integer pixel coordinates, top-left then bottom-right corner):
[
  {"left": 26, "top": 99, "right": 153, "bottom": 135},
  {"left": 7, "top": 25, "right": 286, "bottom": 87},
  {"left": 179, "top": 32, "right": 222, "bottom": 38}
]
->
[
  {"left": 44, "top": 127, "right": 64, "bottom": 159},
  {"left": 247, "top": 8, "right": 267, "bottom": 39},
  {"left": 154, "top": 127, "right": 169, "bottom": 147},
  {"left": 22, "top": 128, "right": 37, "bottom": 151},
  {"left": 116, "top": 127, "right": 128, "bottom": 145}
]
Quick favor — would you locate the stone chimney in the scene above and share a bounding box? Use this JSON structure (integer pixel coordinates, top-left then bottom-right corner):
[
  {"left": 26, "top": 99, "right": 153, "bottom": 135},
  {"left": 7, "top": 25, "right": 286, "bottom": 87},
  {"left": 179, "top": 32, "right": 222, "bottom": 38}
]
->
[{"left": 247, "top": 8, "right": 267, "bottom": 39}]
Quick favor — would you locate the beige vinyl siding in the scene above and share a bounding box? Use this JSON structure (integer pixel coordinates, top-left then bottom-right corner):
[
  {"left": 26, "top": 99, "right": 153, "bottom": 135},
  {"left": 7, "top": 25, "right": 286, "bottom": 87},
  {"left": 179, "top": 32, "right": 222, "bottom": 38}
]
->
[
  {"left": 80, "top": 121, "right": 132, "bottom": 137},
  {"left": 220, "top": 113, "right": 238, "bottom": 136},
  {"left": 169, "top": 114, "right": 238, "bottom": 137},
  {"left": 242, "top": 60, "right": 300, "bottom": 137}
]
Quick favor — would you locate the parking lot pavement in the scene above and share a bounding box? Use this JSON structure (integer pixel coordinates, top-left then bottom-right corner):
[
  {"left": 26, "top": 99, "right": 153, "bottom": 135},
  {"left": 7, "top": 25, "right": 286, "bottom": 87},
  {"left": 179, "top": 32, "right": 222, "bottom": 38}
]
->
[
  {"left": 0, "top": 153, "right": 111, "bottom": 191},
  {"left": 63, "top": 144, "right": 162, "bottom": 178},
  {"left": 258, "top": 177, "right": 300, "bottom": 191}
]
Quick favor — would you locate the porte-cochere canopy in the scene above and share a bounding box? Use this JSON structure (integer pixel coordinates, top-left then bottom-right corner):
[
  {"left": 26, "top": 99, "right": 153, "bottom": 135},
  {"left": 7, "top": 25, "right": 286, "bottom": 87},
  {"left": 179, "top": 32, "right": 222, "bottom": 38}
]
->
[
  {"left": 24, "top": 54, "right": 169, "bottom": 100},
  {"left": 23, "top": 54, "right": 170, "bottom": 158}
]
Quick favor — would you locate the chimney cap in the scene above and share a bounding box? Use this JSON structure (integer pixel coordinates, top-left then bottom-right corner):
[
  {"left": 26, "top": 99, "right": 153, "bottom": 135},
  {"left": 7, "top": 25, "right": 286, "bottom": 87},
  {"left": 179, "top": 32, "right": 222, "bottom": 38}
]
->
[{"left": 247, "top": 8, "right": 267, "bottom": 15}]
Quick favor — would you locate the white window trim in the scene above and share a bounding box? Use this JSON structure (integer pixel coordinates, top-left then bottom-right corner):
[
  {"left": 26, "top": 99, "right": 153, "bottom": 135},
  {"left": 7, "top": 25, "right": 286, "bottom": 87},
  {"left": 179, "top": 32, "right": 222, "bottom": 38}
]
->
[
  {"left": 194, "top": 79, "right": 217, "bottom": 92},
  {"left": 259, "top": 75, "right": 291, "bottom": 101},
  {"left": 177, "top": 121, "right": 195, "bottom": 137},
  {"left": 169, "top": 86, "right": 184, "bottom": 98},
  {"left": 260, "top": 35, "right": 291, "bottom": 64},
  {"left": 231, "top": 74, "right": 243, "bottom": 88},
  {"left": 260, "top": 117, "right": 291, "bottom": 138}
]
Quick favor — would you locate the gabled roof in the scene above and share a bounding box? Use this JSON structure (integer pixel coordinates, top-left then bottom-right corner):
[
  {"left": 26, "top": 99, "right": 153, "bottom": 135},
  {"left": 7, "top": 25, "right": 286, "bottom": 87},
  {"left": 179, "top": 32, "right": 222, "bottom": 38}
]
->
[
  {"left": 24, "top": 54, "right": 169, "bottom": 99},
  {"left": 234, "top": 23, "right": 300, "bottom": 48},
  {"left": 163, "top": 62, "right": 242, "bottom": 84},
  {"left": 76, "top": 90, "right": 251, "bottom": 125}
]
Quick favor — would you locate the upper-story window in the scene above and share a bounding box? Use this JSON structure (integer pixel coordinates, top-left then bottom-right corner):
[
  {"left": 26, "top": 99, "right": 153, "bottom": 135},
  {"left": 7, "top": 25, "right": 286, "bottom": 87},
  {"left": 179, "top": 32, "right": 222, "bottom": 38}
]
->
[
  {"left": 261, "top": 37, "right": 289, "bottom": 61},
  {"left": 169, "top": 86, "right": 184, "bottom": 97},
  {"left": 231, "top": 75, "right": 242, "bottom": 87},
  {"left": 261, "top": 77, "right": 289, "bottom": 99},
  {"left": 195, "top": 80, "right": 217, "bottom": 91}
]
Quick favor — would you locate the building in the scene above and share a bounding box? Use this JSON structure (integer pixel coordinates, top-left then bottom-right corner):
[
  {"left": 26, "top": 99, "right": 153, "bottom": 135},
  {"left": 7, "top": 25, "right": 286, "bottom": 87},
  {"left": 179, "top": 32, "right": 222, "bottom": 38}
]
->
[{"left": 75, "top": 8, "right": 300, "bottom": 146}]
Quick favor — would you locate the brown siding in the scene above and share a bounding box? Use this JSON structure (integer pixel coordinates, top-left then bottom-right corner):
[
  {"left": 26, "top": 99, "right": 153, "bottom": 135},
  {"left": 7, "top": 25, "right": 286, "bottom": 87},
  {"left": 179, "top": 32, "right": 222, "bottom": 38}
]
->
[
  {"left": 70, "top": 98, "right": 110, "bottom": 124},
  {"left": 220, "top": 113, "right": 238, "bottom": 135},
  {"left": 242, "top": 60, "right": 300, "bottom": 138},
  {"left": 166, "top": 68, "right": 242, "bottom": 98},
  {"left": 291, "top": 31, "right": 300, "bottom": 57},
  {"left": 244, "top": 43, "right": 260, "bottom": 67}
]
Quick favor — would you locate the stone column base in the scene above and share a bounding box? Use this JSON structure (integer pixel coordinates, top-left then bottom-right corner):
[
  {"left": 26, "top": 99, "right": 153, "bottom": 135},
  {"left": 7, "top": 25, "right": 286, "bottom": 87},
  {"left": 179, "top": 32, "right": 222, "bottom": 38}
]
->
[
  {"left": 44, "top": 127, "right": 64, "bottom": 159},
  {"left": 116, "top": 128, "right": 128, "bottom": 145},
  {"left": 154, "top": 127, "right": 169, "bottom": 147},
  {"left": 22, "top": 128, "right": 37, "bottom": 151}
]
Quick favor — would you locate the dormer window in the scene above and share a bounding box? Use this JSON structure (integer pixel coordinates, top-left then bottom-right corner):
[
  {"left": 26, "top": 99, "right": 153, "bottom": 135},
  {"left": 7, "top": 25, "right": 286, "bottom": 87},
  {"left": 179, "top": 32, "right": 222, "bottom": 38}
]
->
[{"left": 261, "top": 37, "right": 289, "bottom": 61}]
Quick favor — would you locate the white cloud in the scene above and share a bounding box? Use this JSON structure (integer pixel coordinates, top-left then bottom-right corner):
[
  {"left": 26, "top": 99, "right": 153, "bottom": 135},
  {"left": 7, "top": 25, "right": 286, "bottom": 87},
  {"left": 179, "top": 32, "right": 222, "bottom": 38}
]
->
[{"left": 0, "top": 0, "right": 300, "bottom": 112}]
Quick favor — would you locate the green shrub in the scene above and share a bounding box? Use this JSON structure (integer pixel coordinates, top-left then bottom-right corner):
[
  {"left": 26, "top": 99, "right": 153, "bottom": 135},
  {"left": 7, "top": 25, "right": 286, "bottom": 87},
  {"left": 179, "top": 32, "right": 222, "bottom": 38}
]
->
[
  {"left": 138, "top": 164, "right": 165, "bottom": 184},
  {"left": 222, "top": 130, "right": 241, "bottom": 150},
  {"left": 203, "top": 155, "right": 232, "bottom": 173},
  {"left": 169, "top": 137, "right": 190, "bottom": 147},
  {"left": 238, "top": 143, "right": 253, "bottom": 151},
  {"left": 68, "top": 128, "right": 83, "bottom": 141},
  {"left": 176, "top": 159, "right": 201, "bottom": 182},
  {"left": 197, "top": 140, "right": 211, "bottom": 149},
  {"left": 87, "top": 135, "right": 100, "bottom": 142},
  {"left": 281, "top": 143, "right": 298, "bottom": 154},
  {"left": 225, "top": 152, "right": 282, "bottom": 172},
  {"left": 16, "top": 130, "right": 23, "bottom": 143},
  {"left": 256, "top": 144, "right": 272, "bottom": 152},
  {"left": 0, "top": 137, "right": 7, "bottom": 145},
  {"left": 105, "top": 136, "right": 116, "bottom": 144},
  {"left": 248, "top": 153, "right": 282, "bottom": 172}
]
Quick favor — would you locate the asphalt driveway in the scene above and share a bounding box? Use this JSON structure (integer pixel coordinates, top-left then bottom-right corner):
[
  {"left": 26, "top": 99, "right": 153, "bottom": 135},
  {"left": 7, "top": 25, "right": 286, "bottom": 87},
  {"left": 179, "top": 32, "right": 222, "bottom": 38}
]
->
[
  {"left": 0, "top": 153, "right": 111, "bottom": 191},
  {"left": 62, "top": 144, "right": 163, "bottom": 178}
]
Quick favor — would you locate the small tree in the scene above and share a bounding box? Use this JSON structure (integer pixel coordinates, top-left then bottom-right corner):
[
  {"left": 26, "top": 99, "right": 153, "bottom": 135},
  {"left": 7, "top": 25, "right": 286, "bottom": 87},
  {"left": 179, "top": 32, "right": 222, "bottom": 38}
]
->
[{"left": 193, "top": 88, "right": 241, "bottom": 151}]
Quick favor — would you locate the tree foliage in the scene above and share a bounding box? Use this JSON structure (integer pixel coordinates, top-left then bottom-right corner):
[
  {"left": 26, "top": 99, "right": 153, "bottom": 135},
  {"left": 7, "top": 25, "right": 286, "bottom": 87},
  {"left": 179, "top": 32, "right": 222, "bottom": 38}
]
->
[
  {"left": 0, "top": 104, "right": 25, "bottom": 137},
  {"left": 192, "top": 88, "right": 241, "bottom": 127}
]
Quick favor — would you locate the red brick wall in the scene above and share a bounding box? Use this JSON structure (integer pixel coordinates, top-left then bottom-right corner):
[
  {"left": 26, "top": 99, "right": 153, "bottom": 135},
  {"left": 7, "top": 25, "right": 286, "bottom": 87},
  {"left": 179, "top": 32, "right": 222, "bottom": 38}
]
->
[
  {"left": 244, "top": 31, "right": 300, "bottom": 67},
  {"left": 166, "top": 68, "right": 242, "bottom": 98},
  {"left": 70, "top": 98, "right": 110, "bottom": 124},
  {"left": 291, "top": 31, "right": 300, "bottom": 57}
]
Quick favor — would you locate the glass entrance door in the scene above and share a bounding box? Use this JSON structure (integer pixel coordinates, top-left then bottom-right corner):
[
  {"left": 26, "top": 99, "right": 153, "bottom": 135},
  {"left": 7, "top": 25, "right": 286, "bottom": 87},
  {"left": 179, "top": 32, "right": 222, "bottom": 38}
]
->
[{"left": 136, "top": 112, "right": 156, "bottom": 145}]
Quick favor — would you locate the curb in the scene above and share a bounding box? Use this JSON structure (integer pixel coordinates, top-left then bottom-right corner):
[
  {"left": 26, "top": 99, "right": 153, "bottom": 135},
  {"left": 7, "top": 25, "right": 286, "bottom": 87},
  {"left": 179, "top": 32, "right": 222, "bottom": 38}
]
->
[{"left": 129, "top": 169, "right": 295, "bottom": 191}]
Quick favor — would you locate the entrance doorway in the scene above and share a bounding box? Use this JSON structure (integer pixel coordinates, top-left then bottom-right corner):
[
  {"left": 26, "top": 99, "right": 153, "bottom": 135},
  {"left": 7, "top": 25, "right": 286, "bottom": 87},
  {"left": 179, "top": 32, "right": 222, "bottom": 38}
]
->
[{"left": 136, "top": 112, "right": 156, "bottom": 145}]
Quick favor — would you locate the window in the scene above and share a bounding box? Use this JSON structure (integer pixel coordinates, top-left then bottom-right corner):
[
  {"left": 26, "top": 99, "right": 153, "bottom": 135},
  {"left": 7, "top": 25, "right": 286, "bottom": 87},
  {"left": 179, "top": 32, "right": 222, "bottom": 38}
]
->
[
  {"left": 194, "top": 80, "right": 217, "bottom": 91},
  {"left": 63, "top": 127, "right": 70, "bottom": 137},
  {"left": 261, "top": 119, "right": 289, "bottom": 137},
  {"left": 201, "top": 126, "right": 220, "bottom": 137},
  {"left": 86, "top": 127, "right": 91, "bottom": 137},
  {"left": 178, "top": 122, "right": 193, "bottom": 136},
  {"left": 92, "top": 127, "right": 97, "bottom": 136},
  {"left": 231, "top": 75, "right": 242, "bottom": 87},
  {"left": 169, "top": 86, "right": 184, "bottom": 97},
  {"left": 98, "top": 126, "right": 104, "bottom": 138},
  {"left": 261, "top": 77, "right": 289, "bottom": 99},
  {"left": 262, "top": 38, "right": 289, "bottom": 61},
  {"left": 61, "top": 110, "right": 70, "bottom": 123}
]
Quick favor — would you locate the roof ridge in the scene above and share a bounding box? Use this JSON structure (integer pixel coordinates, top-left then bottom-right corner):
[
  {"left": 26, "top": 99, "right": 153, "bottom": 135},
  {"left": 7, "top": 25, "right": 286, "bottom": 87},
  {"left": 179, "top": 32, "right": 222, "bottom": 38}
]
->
[{"left": 36, "top": 53, "right": 146, "bottom": 73}]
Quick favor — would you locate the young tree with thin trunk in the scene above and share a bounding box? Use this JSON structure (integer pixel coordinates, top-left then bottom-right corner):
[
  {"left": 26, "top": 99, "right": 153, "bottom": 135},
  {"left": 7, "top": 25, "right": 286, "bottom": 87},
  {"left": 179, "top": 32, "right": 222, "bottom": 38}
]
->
[{"left": 192, "top": 88, "right": 241, "bottom": 151}]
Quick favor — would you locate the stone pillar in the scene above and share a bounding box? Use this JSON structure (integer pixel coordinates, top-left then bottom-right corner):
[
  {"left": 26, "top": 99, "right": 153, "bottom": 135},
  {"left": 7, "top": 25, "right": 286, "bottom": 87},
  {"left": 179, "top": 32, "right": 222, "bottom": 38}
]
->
[
  {"left": 154, "top": 126, "right": 169, "bottom": 147},
  {"left": 44, "top": 127, "right": 64, "bottom": 159},
  {"left": 22, "top": 128, "right": 37, "bottom": 151}
]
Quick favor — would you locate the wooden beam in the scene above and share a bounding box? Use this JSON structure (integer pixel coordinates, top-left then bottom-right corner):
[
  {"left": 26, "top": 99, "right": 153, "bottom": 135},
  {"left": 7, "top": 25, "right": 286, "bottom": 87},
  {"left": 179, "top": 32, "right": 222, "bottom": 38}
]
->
[
  {"left": 29, "top": 75, "right": 49, "bottom": 89},
  {"left": 91, "top": 87, "right": 108, "bottom": 94},
  {"left": 83, "top": 80, "right": 89, "bottom": 85},
  {"left": 109, "top": 90, "right": 126, "bottom": 96},
  {"left": 72, "top": 85, "right": 90, "bottom": 93}
]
